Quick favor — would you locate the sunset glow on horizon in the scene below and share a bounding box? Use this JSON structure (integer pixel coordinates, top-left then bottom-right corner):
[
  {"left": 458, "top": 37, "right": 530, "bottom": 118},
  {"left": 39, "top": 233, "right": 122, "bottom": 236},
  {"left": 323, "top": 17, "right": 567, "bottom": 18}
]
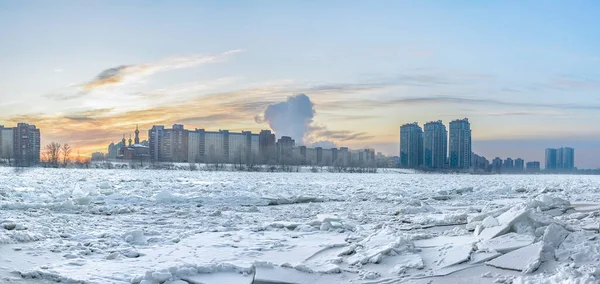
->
[{"left": 2, "top": 1, "right": 600, "bottom": 167}]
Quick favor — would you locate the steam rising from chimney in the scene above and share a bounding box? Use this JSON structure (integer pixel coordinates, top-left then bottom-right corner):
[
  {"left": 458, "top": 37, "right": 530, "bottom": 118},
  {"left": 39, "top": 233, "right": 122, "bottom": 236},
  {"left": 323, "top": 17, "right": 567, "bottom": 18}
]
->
[{"left": 262, "top": 94, "right": 314, "bottom": 144}]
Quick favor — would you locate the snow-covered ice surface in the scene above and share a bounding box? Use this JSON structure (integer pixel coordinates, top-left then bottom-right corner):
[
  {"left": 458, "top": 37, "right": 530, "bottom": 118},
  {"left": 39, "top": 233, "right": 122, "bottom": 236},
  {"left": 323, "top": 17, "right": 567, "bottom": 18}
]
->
[{"left": 1, "top": 168, "right": 600, "bottom": 283}]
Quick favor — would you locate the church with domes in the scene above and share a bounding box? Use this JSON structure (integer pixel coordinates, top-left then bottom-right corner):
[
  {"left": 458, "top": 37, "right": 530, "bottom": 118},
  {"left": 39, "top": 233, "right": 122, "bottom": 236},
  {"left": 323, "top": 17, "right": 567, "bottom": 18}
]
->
[{"left": 108, "top": 125, "right": 150, "bottom": 162}]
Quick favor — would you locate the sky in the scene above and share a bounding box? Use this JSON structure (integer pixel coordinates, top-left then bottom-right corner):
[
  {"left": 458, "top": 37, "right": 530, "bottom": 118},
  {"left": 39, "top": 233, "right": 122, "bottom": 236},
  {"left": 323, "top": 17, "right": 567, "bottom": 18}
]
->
[{"left": 1, "top": 1, "right": 600, "bottom": 167}]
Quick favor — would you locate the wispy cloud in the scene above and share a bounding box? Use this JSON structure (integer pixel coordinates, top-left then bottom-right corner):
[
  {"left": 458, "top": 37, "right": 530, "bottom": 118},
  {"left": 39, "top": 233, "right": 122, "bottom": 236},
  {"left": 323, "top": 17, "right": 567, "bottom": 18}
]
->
[
  {"left": 177, "top": 113, "right": 247, "bottom": 125},
  {"left": 44, "top": 50, "right": 244, "bottom": 101},
  {"left": 477, "top": 110, "right": 564, "bottom": 117},
  {"left": 308, "top": 124, "right": 374, "bottom": 142},
  {"left": 319, "top": 95, "right": 600, "bottom": 111},
  {"left": 548, "top": 76, "right": 600, "bottom": 90},
  {"left": 82, "top": 49, "right": 243, "bottom": 92}
]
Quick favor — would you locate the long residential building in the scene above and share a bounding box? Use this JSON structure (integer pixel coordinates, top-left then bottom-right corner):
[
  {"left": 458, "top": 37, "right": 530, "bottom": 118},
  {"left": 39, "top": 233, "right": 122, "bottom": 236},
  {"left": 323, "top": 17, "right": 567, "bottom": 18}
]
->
[
  {"left": 149, "top": 124, "right": 264, "bottom": 163},
  {"left": 449, "top": 118, "right": 472, "bottom": 169},
  {"left": 188, "top": 129, "right": 259, "bottom": 163},
  {"left": 423, "top": 120, "right": 447, "bottom": 169},
  {"left": 291, "top": 146, "right": 374, "bottom": 167},
  {"left": 399, "top": 123, "right": 423, "bottom": 168},
  {"left": 0, "top": 123, "right": 40, "bottom": 166}
]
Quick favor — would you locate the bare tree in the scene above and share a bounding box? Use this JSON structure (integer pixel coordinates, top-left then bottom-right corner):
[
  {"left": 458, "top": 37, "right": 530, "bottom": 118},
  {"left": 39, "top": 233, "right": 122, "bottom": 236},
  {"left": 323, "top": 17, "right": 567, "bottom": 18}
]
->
[
  {"left": 44, "top": 142, "right": 62, "bottom": 167},
  {"left": 61, "top": 143, "right": 72, "bottom": 167}
]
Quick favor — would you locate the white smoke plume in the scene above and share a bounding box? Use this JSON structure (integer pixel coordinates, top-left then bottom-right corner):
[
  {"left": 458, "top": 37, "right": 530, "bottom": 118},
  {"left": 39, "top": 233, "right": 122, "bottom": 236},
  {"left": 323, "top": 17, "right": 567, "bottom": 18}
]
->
[{"left": 261, "top": 94, "right": 315, "bottom": 144}]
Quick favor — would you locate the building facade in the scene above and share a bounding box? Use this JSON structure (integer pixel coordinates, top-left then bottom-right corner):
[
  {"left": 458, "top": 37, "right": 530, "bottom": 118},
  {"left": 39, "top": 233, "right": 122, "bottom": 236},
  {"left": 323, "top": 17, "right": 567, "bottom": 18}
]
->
[
  {"left": 259, "top": 130, "right": 276, "bottom": 163},
  {"left": 149, "top": 126, "right": 165, "bottom": 162},
  {"left": 276, "top": 136, "right": 295, "bottom": 164},
  {"left": 514, "top": 158, "right": 524, "bottom": 171},
  {"left": 503, "top": 158, "right": 514, "bottom": 170},
  {"left": 149, "top": 125, "right": 189, "bottom": 163},
  {"left": 449, "top": 118, "right": 471, "bottom": 169},
  {"left": 0, "top": 126, "right": 14, "bottom": 161},
  {"left": 399, "top": 123, "right": 423, "bottom": 168},
  {"left": 545, "top": 148, "right": 557, "bottom": 170},
  {"left": 492, "top": 157, "right": 503, "bottom": 172},
  {"left": 546, "top": 147, "right": 575, "bottom": 171},
  {"left": 472, "top": 153, "right": 490, "bottom": 172},
  {"left": 91, "top": 152, "right": 105, "bottom": 161},
  {"left": 526, "top": 161, "right": 541, "bottom": 172},
  {"left": 187, "top": 129, "right": 259, "bottom": 164},
  {"left": 558, "top": 147, "right": 575, "bottom": 171},
  {"left": 12, "top": 123, "right": 41, "bottom": 166},
  {"left": 423, "top": 121, "right": 447, "bottom": 169}
]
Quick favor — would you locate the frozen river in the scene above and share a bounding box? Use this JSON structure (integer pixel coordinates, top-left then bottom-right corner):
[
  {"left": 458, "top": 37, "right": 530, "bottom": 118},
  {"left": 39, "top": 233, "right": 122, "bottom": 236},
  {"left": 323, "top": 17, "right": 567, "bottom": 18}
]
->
[{"left": 1, "top": 168, "right": 599, "bottom": 283}]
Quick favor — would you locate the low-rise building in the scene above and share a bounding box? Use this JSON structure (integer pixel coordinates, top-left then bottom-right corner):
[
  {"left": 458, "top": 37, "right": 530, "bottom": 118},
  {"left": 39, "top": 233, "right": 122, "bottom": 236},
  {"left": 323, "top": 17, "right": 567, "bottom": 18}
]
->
[
  {"left": 91, "top": 152, "right": 105, "bottom": 161},
  {"left": 526, "top": 161, "right": 541, "bottom": 172}
]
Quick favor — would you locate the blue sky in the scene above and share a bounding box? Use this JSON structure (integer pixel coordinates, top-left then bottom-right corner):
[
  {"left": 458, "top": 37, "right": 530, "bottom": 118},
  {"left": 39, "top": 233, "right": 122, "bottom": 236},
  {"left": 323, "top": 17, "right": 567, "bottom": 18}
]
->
[{"left": 1, "top": 1, "right": 599, "bottom": 167}]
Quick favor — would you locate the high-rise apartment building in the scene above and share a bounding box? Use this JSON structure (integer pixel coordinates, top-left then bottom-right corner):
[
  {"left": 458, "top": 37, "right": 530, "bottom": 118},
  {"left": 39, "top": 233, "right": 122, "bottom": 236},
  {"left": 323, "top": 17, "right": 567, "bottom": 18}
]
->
[
  {"left": 558, "top": 147, "right": 575, "bottom": 171},
  {"left": 168, "top": 124, "right": 189, "bottom": 162},
  {"left": 514, "top": 158, "right": 524, "bottom": 171},
  {"left": 503, "top": 158, "right": 514, "bottom": 170},
  {"left": 399, "top": 123, "right": 423, "bottom": 168},
  {"left": 149, "top": 126, "right": 165, "bottom": 162},
  {"left": 492, "top": 157, "right": 503, "bottom": 172},
  {"left": 546, "top": 147, "right": 575, "bottom": 171},
  {"left": 423, "top": 121, "right": 447, "bottom": 169},
  {"left": 12, "top": 123, "right": 41, "bottom": 166},
  {"left": 449, "top": 118, "right": 472, "bottom": 169},
  {"left": 276, "top": 136, "right": 295, "bottom": 163},
  {"left": 0, "top": 125, "right": 14, "bottom": 160},
  {"left": 258, "top": 130, "right": 276, "bottom": 163},
  {"left": 149, "top": 125, "right": 189, "bottom": 163},
  {"left": 545, "top": 148, "right": 557, "bottom": 170}
]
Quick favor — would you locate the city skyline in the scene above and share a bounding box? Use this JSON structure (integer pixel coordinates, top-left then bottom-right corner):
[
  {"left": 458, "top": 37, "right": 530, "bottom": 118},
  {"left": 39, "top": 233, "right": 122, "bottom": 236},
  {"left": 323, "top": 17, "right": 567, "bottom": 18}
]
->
[{"left": 1, "top": 2, "right": 600, "bottom": 167}]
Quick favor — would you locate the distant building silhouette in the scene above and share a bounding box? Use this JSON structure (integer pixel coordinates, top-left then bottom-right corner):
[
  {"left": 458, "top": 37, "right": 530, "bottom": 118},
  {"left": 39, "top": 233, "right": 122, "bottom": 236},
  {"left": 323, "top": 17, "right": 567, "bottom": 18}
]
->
[
  {"left": 503, "top": 158, "right": 514, "bottom": 170},
  {"left": 276, "top": 136, "right": 295, "bottom": 164},
  {"left": 12, "top": 123, "right": 41, "bottom": 167},
  {"left": 526, "top": 161, "right": 541, "bottom": 172},
  {"left": 545, "top": 148, "right": 558, "bottom": 170},
  {"left": 399, "top": 122, "right": 423, "bottom": 168},
  {"left": 423, "top": 121, "right": 447, "bottom": 169},
  {"left": 91, "top": 152, "right": 105, "bottom": 161},
  {"left": 514, "top": 158, "right": 524, "bottom": 171},
  {"left": 259, "top": 130, "right": 276, "bottom": 163},
  {"left": 449, "top": 118, "right": 471, "bottom": 169},
  {"left": 0, "top": 125, "right": 14, "bottom": 161},
  {"left": 546, "top": 147, "right": 575, "bottom": 171},
  {"left": 492, "top": 157, "right": 503, "bottom": 172}
]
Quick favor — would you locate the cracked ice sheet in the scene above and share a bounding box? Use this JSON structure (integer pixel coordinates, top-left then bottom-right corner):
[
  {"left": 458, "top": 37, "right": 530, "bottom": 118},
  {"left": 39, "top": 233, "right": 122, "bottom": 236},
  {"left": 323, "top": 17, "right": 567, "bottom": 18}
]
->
[
  {"left": 477, "top": 233, "right": 535, "bottom": 253},
  {"left": 13, "top": 231, "right": 347, "bottom": 283},
  {"left": 486, "top": 242, "right": 544, "bottom": 273}
]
